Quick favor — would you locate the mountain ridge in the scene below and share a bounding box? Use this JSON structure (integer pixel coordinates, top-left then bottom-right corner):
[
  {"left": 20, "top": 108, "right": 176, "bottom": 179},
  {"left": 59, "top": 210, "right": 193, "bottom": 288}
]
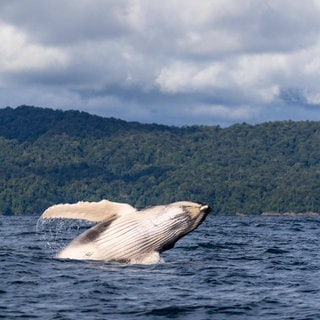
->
[{"left": 1, "top": 105, "right": 319, "bottom": 215}]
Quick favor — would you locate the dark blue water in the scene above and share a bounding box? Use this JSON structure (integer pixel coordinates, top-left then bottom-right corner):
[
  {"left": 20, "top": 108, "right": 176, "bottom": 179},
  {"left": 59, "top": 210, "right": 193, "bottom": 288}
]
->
[{"left": 1, "top": 215, "right": 320, "bottom": 319}]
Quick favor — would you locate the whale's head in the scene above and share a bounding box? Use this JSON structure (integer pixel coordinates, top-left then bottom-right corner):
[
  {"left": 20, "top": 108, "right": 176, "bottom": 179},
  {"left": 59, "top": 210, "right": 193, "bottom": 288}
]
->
[{"left": 145, "top": 201, "right": 211, "bottom": 252}]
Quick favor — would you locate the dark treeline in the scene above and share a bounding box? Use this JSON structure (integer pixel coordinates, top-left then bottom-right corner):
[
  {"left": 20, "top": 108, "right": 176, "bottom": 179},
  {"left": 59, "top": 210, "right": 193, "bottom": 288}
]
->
[{"left": 1, "top": 105, "right": 320, "bottom": 216}]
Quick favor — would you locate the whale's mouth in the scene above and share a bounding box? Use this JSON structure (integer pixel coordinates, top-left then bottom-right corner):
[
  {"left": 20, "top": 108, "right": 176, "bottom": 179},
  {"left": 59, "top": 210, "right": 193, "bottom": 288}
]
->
[
  {"left": 199, "top": 203, "right": 211, "bottom": 215},
  {"left": 199, "top": 204, "right": 211, "bottom": 226}
]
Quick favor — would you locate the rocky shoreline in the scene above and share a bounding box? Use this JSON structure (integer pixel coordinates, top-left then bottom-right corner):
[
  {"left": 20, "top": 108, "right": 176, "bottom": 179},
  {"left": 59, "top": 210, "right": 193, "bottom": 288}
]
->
[
  {"left": 236, "top": 212, "right": 320, "bottom": 217},
  {"left": 261, "top": 212, "right": 320, "bottom": 217}
]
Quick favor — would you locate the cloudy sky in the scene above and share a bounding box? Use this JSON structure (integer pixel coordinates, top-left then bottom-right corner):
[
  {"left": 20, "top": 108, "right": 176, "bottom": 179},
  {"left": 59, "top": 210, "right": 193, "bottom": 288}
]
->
[{"left": 1, "top": 0, "right": 320, "bottom": 126}]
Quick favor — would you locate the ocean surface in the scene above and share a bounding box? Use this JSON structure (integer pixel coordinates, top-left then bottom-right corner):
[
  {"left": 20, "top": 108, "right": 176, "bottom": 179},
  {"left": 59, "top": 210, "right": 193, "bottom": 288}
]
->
[{"left": 1, "top": 214, "right": 320, "bottom": 320}]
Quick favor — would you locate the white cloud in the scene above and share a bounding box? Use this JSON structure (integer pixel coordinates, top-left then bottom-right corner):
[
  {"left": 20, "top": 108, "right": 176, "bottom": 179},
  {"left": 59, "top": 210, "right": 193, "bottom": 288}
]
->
[
  {"left": 232, "top": 54, "right": 288, "bottom": 86},
  {"left": 0, "top": 23, "right": 68, "bottom": 73}
]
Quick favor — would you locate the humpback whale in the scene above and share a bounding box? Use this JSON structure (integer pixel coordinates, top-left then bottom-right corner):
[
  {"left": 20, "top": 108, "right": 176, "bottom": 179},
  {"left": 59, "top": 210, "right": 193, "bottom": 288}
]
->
[{"left": 40, "top": 200, "right": 211, "bottom": 264}]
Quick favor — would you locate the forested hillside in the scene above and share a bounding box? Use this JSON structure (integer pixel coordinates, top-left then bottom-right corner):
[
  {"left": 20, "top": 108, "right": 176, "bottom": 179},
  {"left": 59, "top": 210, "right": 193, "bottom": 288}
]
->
[{"left": 1, "top": 105, "right": 320, "bottom": 216}]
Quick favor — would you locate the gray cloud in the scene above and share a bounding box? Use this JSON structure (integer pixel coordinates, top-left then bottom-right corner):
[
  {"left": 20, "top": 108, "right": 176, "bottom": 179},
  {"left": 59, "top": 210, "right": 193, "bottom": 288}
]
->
[{"left": 1, "top": 0, "right": 320, "bottom": 126}]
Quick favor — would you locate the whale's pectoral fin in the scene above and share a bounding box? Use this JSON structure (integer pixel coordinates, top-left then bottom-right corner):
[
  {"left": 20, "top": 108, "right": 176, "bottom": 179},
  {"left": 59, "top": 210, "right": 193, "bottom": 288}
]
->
[
  {"left": 130, "top": 252, "right": 161, "bottom": 265},
  {"left": 76, "top": 215, "right": 118, "bottom": 245},
  {"left": 40, "top": 199, "right": 136, "bottom": 222}
]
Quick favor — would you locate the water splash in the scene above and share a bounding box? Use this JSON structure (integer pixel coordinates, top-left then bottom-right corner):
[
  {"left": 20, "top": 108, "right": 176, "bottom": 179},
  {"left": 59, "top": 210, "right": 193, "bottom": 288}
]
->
[{"left": 36, "top": 217, "right": 95, "bottom": 255}]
